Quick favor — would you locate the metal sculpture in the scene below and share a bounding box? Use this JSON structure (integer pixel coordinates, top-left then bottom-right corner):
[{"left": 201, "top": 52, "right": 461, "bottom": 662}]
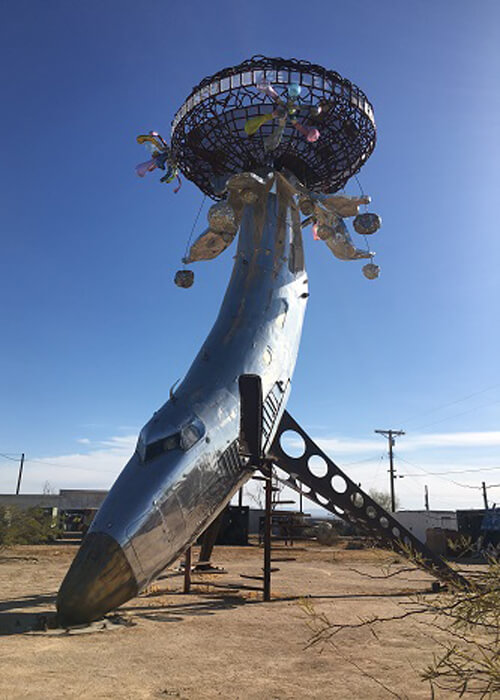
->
[
  {"left": 57, "top": 57, "right": 458, "bottom": 625},
  {"left": 268, "top": 411, "right": 467, "bottom": 589}
]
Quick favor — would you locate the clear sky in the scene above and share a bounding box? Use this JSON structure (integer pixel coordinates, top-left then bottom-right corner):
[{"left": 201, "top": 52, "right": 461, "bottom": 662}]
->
[{"left": 1, "top": 0, "right": 499, "bottom": 512}]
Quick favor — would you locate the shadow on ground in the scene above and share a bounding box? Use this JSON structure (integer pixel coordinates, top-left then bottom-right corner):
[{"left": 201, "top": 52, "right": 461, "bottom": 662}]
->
[
  {"left": 0, "top": 582, "right": 433, "bottom": 635},
  {"left": 0, "top": 591, "right": 55, "bottom": 634}
]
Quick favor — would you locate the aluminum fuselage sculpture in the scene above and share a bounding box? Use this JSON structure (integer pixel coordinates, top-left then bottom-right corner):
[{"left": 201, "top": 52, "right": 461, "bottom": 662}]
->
[
  {"left": 58, "top": 176, "right": 308, "bottom": 621},
  {"left": 57, "top": 57, "right": 384, "bottom": 623}
]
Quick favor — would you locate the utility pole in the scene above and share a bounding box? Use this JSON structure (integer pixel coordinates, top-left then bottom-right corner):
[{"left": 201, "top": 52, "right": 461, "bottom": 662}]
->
[
  {"left": 15, "top": 453, "right": 25, "bottom": 495},
  {"left": 424, "top": 484, "right": 429, "bottom": 511},
  {"left": 374, "top": 430, "right": 405, "bottom": 512},
  {"left": 482, "top": 481, "right": 489, "bottom": 510}
]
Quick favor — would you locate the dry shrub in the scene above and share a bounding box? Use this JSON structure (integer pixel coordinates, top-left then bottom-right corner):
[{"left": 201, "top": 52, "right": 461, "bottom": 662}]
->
[{"left": 0, "top": 505, "right": 58, "bottom": 545}]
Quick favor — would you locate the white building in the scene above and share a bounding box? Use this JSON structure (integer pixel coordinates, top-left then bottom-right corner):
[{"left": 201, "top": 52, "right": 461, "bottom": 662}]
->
[{"left": 394, "top": 510, "right": 457, "bottom": 544}]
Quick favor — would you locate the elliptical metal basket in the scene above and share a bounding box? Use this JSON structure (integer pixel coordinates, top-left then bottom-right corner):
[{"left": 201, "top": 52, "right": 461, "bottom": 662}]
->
[{"left": 171, "top": 55, "right": 376, "bottom": 199}]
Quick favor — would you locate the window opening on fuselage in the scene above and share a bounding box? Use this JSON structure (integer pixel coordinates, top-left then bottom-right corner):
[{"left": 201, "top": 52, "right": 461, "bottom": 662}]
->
[
  {"left": 143, "top": 433, "right": 181, "bottom": 462},
  {"left": 137, "top": 417, "right": 205, "bottom": 463},
  {"left": 180, "top": 422, "right": 203, "bottom": 451}
]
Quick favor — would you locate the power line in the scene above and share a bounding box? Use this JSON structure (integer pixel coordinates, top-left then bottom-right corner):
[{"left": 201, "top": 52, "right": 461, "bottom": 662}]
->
[
  {"left": 396, "top": 454, "right": 484, "bottom": 490},
  {"left": 412, "top": 398, "right": 500, "bottom": 432},
  {"left": 400, "top": 382, "right": 500, "bottom": 427},
  {"left": 339, "top": 454, "right": 386, "bottom": 467},
  {"left": 366, "top": 454, "right": 386, "bottom": 490},
  {"left": 0, "top": 453, "right": 22, "bottom": 462},
  {"left": 26, "top": 457, "right": 119, "bottom": 474},
  {"left": 1, "top": 452, "right": 119, "bottom": 475},
  {"left": 399, "top": 464, "right": 500, "bottom": 476}
]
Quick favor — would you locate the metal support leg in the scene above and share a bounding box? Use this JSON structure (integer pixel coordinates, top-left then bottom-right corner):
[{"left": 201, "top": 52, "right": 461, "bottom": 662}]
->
[
  {"left": 196, "top": 508, "right": 225, "bottom": 570},
  {"left": 183, "top": 546, "right": 192, "bottom": 593},
  {"left": 263, "top": 463, "right": 272, "bottom": 602}
]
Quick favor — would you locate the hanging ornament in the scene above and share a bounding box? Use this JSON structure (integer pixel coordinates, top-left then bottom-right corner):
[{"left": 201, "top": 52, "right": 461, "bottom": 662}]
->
[
  {"left": 184, "top": 196, "right": 240, "bottom": 264},
  {"left": 317, "top": 217, "right": 373, "bottom": 261},
  {"left": 320, "top": 194, "right": 371, "bottom": 218},
  {"left": 293, "top": 121, "right": 320, "bottom": 143},
  {"left": 353, "top": 212, "right": 382, "bottom": 235},
  {"left": 244, "top": 79, "right": 321, "bottom": 151},
  {"left": 240, "top": 188, "right": 258, "bottom": 204},
  {"left": 207, "top": 201, "right": 237, "bottom": 234},
  {"left": 135, "top": 131, "right": 181, "bottom": 192},
  {"left": 184, "top": 229, "right": 235, "bottom": 263},
  {"left": 174, "top": 269, "right": 194, "bottom": 288},
  {"left": 287, "top": 83, "right": 302, "bottom": 99},
  {"left": 362, "top": 263, "right": 380, "bottom": 280},
  {"left": 244, "top": 112, "right": 276, "bottom": 136},
  {"left": 298, "top": 196, "right": 315, "bottom": 216},
  {"left": 315, "top": 224, "right": 335, "bottom": 241}
]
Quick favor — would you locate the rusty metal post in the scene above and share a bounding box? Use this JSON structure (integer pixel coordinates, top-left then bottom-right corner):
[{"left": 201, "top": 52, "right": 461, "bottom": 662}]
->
[
  {"left": 263, "top": 463, "right": 272, "bottom": 602},
  {"left": 183, "top": 546, "right": 192, "bottom": 594}
]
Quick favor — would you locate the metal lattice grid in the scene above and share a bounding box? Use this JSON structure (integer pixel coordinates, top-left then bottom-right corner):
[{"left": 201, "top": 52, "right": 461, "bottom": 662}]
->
[{"left": 171, "top": 56, "right": 377, "bottom": 199}]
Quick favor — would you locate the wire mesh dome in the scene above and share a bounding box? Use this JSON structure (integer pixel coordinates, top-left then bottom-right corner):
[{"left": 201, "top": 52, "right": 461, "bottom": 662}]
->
[{"left": 171, "top": 56, "right": 376, "bottom": 200}]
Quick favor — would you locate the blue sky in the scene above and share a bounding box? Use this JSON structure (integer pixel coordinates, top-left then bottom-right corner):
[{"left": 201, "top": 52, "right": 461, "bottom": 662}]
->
[{"left": 1, "top": 0, "right": 499, "bottom": 511}]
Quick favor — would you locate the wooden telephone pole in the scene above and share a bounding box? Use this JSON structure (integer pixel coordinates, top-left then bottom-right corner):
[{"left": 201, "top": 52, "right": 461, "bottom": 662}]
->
[
  {"left": 374, "top": 430, "right": 405, "bottom": 512},
  {"left": 15, "top": 453, "right": 25, "bottom": 495},
  {"left": 482, "top": 481, "right": 489, "bottom": 510}
]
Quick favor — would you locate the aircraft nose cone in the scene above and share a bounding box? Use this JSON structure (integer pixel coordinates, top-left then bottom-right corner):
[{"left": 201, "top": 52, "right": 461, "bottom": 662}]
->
[{"left": 57, "top": 531, "right": 138, "bottom": 625}]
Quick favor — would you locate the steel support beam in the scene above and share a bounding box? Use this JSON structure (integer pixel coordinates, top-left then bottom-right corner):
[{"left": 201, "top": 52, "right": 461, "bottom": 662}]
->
[{"left": 268, "top": 411, "right": 469, "bottom": 590}]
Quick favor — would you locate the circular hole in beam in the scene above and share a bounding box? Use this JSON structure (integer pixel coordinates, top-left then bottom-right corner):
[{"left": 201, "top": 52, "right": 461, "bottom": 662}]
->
[
  {"left": 380, "top": 516, "right": 389, "bottom": 528},
  {"left": 334, "top": 505, "right": 344, "bottom": 516},
  {"left": 308, "top": 454, "right": 329, "bottom": 479},
  {"left": 366, "top": 505, "right": 377, "bottom": 519},
  {"left": 315, "top": 493, "right": 329, "bottom": 506},
  {"left": 331, "top": 474, "right": 347, "bottom": 493},
  {"left": 279, "top": 430, "right": 306, "bottom": 459},
  {"left": 392, "top": 526, "right": 400, "bottom": 538},
  {"left": 273, "top": 466, "right": 291, "bottom": 483},
  {"left": 351, "top": 492, "right": 364, "bottom": 508}
]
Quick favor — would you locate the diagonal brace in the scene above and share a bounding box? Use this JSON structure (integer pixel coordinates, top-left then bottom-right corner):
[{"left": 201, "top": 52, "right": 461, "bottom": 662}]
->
[{"left": 267, "top": 411, "right": 469, "bottom": 590}]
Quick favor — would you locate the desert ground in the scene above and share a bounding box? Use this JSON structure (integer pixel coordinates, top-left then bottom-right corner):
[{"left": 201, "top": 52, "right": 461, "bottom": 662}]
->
[{"left": 0, "top": 540, "right": 480, "bottom": 699}]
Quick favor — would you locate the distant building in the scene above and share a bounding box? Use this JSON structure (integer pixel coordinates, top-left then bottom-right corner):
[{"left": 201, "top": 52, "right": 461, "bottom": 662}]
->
[
  {"left": 0, "top": 489, "right": 108, "bottom": 512},
  {"left": 394, "top": 510, "right": 457, "bottom": 544}
]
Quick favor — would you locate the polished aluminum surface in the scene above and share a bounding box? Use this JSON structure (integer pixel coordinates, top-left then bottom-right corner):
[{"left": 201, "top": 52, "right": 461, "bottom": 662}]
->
[{"left": 79, "top": 173, "right": 308, "bottom": 593}]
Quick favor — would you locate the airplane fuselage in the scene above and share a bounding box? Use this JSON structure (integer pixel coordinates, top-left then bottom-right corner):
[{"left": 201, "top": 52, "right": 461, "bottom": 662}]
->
[{"left": 57, "top": 174, "right": 308, "bottom": 622}]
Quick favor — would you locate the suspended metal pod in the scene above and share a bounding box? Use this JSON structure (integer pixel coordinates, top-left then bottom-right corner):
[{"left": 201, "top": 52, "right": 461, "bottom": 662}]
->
[
  {"left": 353, "top": 212, "right": 382, "bottom": 235},
  {"left": 174, "top": 269, "right": 194, "bottom": 288},
  {"left": 362, "top": 263, "right": 380, "bottom": 280}
]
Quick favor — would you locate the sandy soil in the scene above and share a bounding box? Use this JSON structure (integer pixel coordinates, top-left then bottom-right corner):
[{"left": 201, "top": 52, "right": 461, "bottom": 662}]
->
[{"left": 0, "top": 540, "right": 480, "bottom": 699}]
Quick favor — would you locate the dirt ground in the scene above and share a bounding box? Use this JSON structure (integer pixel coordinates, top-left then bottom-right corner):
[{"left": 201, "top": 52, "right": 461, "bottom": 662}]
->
[{"left": 0, "top": 540, "right": 481, "bottom": 699}]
